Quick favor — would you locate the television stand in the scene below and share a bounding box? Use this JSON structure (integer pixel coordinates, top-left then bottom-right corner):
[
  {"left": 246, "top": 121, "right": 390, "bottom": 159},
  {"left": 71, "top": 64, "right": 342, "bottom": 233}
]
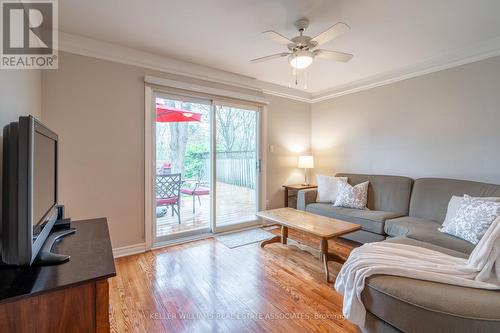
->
[
  {"left": 34, "top": 228, "right": 76, "bottom": 265},
  {"left": 0, "top": 218, "right": 116, "bottom": 333}
]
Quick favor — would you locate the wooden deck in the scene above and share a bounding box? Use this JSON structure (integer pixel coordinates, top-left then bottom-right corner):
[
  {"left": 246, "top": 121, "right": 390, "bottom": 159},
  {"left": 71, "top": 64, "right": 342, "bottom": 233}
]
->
[{"left": 156, "top": 182, "right": 256, "bottom": 236}]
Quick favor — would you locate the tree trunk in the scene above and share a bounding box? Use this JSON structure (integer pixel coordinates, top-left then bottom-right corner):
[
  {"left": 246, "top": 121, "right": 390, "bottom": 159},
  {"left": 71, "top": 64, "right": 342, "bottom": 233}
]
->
[{"left": 168, "top": 122, "right": 189, "bottom": 176}]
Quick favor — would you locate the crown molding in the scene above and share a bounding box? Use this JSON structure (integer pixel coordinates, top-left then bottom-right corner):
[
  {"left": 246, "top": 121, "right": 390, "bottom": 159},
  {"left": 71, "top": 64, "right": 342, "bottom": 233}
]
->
[
  {"left": 261, "top": 89, "right": 312, "bottom": 103},
  {"left": 58, "top": 32, "right": 311, "bottom": 103},
  {"left": 59, "top": 32, "right": 500, "bottom": 105},
  {"left": 311, "top": 36, "right": 500, "bottom": 103}
]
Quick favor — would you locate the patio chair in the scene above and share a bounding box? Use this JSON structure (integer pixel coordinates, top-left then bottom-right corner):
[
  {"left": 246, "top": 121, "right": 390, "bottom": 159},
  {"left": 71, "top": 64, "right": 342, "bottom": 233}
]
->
[
  {"left": 181, "top": 176, "right": 210, "bottom": 214},
  {"left": 156, "top": 173, "right": 182, "bottom": 224}
]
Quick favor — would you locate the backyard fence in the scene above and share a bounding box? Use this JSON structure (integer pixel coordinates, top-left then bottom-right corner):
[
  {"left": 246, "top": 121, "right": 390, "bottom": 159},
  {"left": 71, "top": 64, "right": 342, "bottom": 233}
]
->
[{"left": 202, "top": 151, "right": 257, "bottom": 189}]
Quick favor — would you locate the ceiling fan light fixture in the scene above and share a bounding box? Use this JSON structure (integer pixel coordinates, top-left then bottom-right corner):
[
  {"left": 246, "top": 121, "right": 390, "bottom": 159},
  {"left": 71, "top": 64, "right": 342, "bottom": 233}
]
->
[{"left": 288, "top": 51, "right": 313, "bottom": 69}]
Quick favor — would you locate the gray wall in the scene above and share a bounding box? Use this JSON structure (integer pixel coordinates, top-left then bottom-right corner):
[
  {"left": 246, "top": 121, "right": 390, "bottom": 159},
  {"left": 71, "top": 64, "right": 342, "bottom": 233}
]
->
[
  {"left": 42, "top": 52, "right": 310, "bottom": 248},
  {"left": 311, "top": 55, "right": 500, "bottom": 184}
]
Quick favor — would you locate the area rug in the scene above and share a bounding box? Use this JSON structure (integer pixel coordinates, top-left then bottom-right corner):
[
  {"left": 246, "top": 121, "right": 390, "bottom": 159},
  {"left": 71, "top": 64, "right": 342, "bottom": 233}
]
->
[{"left": 216, "top": 228, "right": 275, "bottom": 249}]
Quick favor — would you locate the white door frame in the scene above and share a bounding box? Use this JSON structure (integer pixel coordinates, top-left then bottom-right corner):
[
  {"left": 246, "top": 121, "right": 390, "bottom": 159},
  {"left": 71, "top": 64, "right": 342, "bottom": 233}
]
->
[
  {"left": 144, "top": 85, "right": 268, "bottom": 251},
  {"left": 144, "top": 85, "right": 154, "bottom": 250}
]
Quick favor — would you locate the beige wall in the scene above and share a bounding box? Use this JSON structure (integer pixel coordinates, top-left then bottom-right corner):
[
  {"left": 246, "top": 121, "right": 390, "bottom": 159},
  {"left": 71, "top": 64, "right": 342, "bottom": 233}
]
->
[
  {"left": 266, "top": 95, "right": 311, "bottom": 209},
  {"left": 42, "top": 53, "right": 148, "bottom": 249},
  {"left": 0, "top": 70, "right": 42, "bottom": 198},
  {"left": 311, "top": 55, "right": 500, "bottom": 184},
  {"left": 42, "top": 52, "right": 311, "bottom": 248},
  {"left": 0, "top": 70, "right": 42, "bottom": 125}
]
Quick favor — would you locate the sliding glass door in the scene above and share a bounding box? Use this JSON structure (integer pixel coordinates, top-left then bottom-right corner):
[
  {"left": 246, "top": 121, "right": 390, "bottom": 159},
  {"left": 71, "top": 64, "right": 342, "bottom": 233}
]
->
[
  {"left": 152, "top": 92, "right": 260, "bottom": 244},
  {"left": 213, "top": 103, "right": 259, "bottom": 232},
  {"left": 154, "top": 93, "right": 212, "bottom": 242}
]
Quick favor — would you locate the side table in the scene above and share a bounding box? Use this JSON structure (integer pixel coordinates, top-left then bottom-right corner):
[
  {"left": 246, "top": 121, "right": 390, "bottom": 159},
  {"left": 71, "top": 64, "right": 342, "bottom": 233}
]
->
[{"left": 282, "top": 184, "right": 317, "bottom": 208}]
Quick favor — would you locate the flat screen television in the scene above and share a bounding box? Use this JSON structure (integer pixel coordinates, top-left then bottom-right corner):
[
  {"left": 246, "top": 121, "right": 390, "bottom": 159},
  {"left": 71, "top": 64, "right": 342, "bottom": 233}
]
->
[{"left": 2, "top": 116, "right": 59, "bottom": 265}]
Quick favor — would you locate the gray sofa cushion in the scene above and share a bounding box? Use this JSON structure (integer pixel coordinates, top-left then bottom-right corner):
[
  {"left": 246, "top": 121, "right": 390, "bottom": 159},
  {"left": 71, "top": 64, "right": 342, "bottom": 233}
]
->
[
  {"left": 297, "top": 188, "right": 318, "bottom": 211},
  {"left": 342, "top": 230, "right": 386, "bottom": 244},
  {"left": 306, "top": 203, "right": 403, "bottom": 234},
  {"left": 385, "top": 216, "right": 475, "bottom": 254},
  {"left": 409, "top": 178, "right": 500, "bottom": 223},
  {"left": 383, "top": 237, "right": 468, "bottom": 258},
  {"left": 362, "top": 238, "right": 500, "bottom": 333},
  {"left": 335, "top": 173, "right": 413, "bottom": 215}
]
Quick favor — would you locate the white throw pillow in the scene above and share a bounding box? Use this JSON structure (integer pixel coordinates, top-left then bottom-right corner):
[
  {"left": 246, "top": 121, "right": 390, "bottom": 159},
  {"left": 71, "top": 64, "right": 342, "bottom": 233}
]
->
[
  {"left": 333, "top": 181, "right": 369, "bottom": 210},
  {"left": 316, "top": 175, "right": 348, "bottom": 203},
  {"left": 442, "top": 195, "right": 500, "bottom": 227},
  {"left": 439, "top": 195, "right": 500, "bottom": 244}
]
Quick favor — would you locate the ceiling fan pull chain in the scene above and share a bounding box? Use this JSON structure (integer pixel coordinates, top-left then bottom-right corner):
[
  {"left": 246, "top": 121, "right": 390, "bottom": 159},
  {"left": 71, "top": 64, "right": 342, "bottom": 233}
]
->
[{"left": 303, "top": 68, "right": 308, "bottom": 90}]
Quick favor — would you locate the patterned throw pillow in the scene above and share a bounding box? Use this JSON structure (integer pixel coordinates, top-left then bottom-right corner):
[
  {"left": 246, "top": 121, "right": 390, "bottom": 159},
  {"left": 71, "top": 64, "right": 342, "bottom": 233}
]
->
[
  {"left": 333, "top": 181, "right": 369, "bottom": 210},
  {"left": 439, "top": 195, "right": 500, "bottom": 244},
  {"left": 442, "top": 195, "right": 500, "bottom": 228}
]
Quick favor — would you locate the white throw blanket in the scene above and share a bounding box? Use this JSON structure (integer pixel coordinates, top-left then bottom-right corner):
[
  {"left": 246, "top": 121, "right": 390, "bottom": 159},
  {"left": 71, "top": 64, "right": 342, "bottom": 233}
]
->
[{"left": 334, "top": 217, "right": 500, "bottom": 327}]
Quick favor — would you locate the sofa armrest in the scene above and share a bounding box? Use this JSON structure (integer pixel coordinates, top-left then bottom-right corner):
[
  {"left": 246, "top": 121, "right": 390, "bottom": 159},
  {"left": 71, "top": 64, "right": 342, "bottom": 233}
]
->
[{"left": 297, "top": 189, "right": 317, "bottom": 211}]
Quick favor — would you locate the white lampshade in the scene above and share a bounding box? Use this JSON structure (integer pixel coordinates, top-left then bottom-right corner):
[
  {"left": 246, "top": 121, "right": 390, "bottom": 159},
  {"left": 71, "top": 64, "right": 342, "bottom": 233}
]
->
[
  {"left": 298, "top": 155, "right": 314, "bottom": 169},
  {"left": 289, "top": 51, "right": 313, "bottom": 69}
]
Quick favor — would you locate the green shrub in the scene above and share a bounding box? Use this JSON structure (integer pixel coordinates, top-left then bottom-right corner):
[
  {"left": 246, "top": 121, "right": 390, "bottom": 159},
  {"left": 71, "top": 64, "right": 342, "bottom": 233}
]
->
[{"left": 184, "top": 143, "right": 209, "bottom": 179}]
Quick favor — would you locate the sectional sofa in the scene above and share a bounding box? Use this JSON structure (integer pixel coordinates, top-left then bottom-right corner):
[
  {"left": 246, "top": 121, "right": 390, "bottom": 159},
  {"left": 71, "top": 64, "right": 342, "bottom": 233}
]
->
[{"left": 297, "top": 173, "right": 500, "bottom": 333}]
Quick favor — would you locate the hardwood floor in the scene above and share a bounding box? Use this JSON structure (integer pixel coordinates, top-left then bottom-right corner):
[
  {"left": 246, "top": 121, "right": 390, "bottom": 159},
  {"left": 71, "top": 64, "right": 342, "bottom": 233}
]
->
[{"left": 110, "top": 229, "right": 361, "bottom": 333}]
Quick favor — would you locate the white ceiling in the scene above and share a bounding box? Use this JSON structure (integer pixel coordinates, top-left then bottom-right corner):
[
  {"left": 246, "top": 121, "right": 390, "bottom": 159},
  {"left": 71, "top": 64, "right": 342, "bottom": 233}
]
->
[{"left": 59, "top": 0, "right": 500, "bottom": 95}]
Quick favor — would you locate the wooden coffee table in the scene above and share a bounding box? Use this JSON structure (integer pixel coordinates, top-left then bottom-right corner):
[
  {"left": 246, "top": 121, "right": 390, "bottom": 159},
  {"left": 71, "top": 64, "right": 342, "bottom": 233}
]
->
[{"left": 257, "top": 208, "right": 361, "bottom": 282}]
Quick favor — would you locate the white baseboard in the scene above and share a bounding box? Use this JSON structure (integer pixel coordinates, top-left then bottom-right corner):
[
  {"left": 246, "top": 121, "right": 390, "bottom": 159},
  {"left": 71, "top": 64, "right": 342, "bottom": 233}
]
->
[
  {"left": 113, "top": 224, "right": 268, "bottom": 258},
  {"left": 112, "top": 243, "right": 146, "bottom": 258}
]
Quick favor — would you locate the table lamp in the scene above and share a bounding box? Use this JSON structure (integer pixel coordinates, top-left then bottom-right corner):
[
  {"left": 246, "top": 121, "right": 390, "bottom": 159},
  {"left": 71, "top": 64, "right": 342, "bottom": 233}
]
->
[{"left": 298, "top": 155, "right": 314, "bottom": 185}]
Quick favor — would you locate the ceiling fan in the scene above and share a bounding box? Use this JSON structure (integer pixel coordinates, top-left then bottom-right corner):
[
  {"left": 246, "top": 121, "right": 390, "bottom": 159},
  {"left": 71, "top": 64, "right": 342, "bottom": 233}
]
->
[{"left": 251, "top": 18, "right": 353, "bottom": 70}]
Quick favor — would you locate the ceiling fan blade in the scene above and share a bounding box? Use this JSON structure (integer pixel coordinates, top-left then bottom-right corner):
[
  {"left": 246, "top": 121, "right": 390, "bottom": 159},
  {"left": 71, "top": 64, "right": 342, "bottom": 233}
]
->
[
  {"left": 250, "top": 52, "right": 290, "bottom": 63},
  {"left": 262, "top": 30, "right": 293, "bottom": 45},
  {"left": 311, "top": 22, "right": 350, "bottom": 46},
  {"left": 313, "top": 49, "right": 353, "bottom": 62}
]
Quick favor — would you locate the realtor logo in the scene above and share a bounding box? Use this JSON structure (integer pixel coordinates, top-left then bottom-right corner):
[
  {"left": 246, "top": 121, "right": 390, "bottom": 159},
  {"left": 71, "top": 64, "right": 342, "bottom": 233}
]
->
[{"left": 1, "top": 0, "right": 58, "bottom": 69}]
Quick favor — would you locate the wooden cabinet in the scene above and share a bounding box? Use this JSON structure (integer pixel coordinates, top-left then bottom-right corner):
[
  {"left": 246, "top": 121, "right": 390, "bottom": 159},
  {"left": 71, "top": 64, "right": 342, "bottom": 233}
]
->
[
  {"left": 0, "top": 219, "right": 116, "bottom": 333},
  {"left": 0, "top": 280, "right": 110, "bottom": 332}
]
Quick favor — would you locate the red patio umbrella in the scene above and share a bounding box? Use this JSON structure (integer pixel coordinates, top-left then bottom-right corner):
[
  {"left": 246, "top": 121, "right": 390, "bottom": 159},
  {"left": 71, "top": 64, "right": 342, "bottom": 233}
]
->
[{"left": 156, "top": 104, "right": 202, "bottom": 122}]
